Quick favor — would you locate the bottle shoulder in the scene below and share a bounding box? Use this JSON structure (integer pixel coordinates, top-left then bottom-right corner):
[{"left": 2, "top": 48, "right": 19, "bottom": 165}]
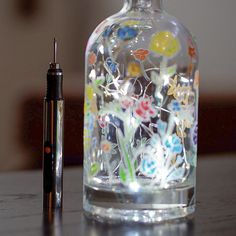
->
[
  {"left": 86, "top": 9, "right": 198, "bottom": 67},
  {"left": 87, "top": 10, "right": 196, "bottom": 49}
]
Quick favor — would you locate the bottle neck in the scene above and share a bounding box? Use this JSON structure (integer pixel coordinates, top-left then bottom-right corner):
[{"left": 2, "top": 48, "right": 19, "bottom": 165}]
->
[{"left": 123, "top": 0, "right": 164, "bottom": 11}]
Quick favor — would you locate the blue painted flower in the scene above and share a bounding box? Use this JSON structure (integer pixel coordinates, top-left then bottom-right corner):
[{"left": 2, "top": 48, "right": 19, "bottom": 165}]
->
[
  {"left": 105, "top": 57, "right": 118, "bottom": 74},
  {"left": 117, "top": 26, "right": 138, "bottom": 41},
  {"left": 165, "top": 134, "right": 183, "bottom": 154},
  {"left": 140, "top": 155, "right": 158, "bottom": 178},
  {"left": 92, "top": 137, "right": 97, "bottom": 149},
  {"left": 176, "top": 155, "right": 184, "bottom": 165},
  {"left": 168, "top": 99, "right": 181, "bottom": 112},
  {"left": 88, "top": 113, "right": 95, "bottom": 130},
  {"left": 191, "top": 122, "right": 198, "bottom": 146},
  {"left": 166, "top": 167, "right": 185, "bottom": 182},
  {"left": 150, "top": 134, "right": 160, "bottom": 147},
  {"left": 157, "top": 119, "right": 167, "bottom": 136}
]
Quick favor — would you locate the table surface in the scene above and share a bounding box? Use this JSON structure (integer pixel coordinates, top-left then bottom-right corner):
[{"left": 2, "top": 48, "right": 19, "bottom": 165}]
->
[{"left": 0, "top": 155, "right": 236, "bottom": 236}]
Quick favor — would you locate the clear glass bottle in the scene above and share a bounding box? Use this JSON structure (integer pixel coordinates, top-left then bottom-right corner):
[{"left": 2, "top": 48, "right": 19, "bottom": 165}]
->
[{"left": 83, "top": 0, "right": 199, "bottom": 223}]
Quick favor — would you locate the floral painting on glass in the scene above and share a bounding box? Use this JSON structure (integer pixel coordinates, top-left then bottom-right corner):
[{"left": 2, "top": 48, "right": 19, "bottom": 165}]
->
[{"left": 83, "top": 0, "right": 199, "bottom": 223}]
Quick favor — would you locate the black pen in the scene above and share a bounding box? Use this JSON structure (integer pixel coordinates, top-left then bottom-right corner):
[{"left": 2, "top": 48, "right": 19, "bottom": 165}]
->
[{"left": 43, "top": 38, "right": 64, "bottom": 210}]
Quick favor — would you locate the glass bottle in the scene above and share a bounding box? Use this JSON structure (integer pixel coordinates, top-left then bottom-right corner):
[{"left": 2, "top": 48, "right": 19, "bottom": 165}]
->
[{"left": 83, "top": 0, "right": 199, "bottom": 223}]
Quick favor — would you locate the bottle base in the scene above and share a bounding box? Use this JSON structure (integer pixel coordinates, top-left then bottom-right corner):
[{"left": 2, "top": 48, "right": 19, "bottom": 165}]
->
[
  {"left": 83, "top": 185, "right": 195, "bottom": 224},
  {"left": 84, "top": 203, "right": 195, "bottom": 224}
]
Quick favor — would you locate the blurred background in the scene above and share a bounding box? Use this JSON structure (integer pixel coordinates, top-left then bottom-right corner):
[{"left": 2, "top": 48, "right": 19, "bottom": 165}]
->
[{"left": 0, "top": 0, "right": 235, "bottom": 171}]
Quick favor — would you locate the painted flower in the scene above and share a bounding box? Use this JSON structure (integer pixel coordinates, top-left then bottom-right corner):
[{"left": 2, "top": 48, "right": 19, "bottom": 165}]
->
[
  {"left": 92, "top": 137, "right": 97, "bottom": 149},
  {"left": 133, "top": 49, "right": 149, "bottom": 61},
  {"left": 101, "top": 140, "right": 117, "bottom": 154},
  {"left": 120, "top": 96, "right": 134, "bottom": 110},
  {"left": 84, "top": 129, "right": 91, "bottom": 151},
  {"left": 176, "top": 125, "right": 187, "bottom": 138},
  {"left": 178, "top": 105, "right": 194, "bottom": 128},
  {"left": 150, "top": 134, "right": 161, "bottom": 147},
  {"left": 176, "top": 106, "right": 194, "bottom": 137},
  {"left": 157, "top": 119, "right": 167, "bottom": 136},
  {"left": 105, "top": 57, "right": 118, "bottom": 74},
  {"left": 84, "top": 85, "right": 98, "bottom": 114},
  {"left": 84, "top": 102, "right": 89, "bottom": 116},
  {"left": 149, "top": 31, "right": 180, "bottom": 57},
  {"left": 140, "top": 154, "right": 158, "bottom": 178},
  {"left": 188, "top": 46, "right": 196, "bottom": 58},
  {"left": 117, "top": 26, "right": 138, "bottom": 41},
  {"left": 194, "top": 70, "right": 200, "bottom": 89},
  {"left": 87, "top": 113, "right": 95, "bottom": 131},
  {"left": 134, "top": 97, "right": 156, "bottom": 122},
  {"left": 191, "top": 122, "right": 198, "bottom": 146},
  {"left": 97, "top": 115, "right": 107, "bottom": 129},
  {"left": 85, "top": 85, "right": 94, "bottom": 102},
  {"left": 168, "top": 76, "right": 195, "bottom": 105},
  {"left": 164, "top": 134, "right": 183, "bottom": 154},
  {"left": 168, "top": 99, "right": 181, "bottom": 112},
  {"left": 127, "top": 62, "right": 141, "bottom": 77},
  {"left": 166, "top": 166, "right": 185, "bottom": 182},
  {"left": 84, "top": 80, "right": 96, "bottom": 121},
  {"left": 167, "top": 75, "right": 178, "bottom": 96},
  {"left": 88, "top": 52, "right": 97, "bottom": 65},
  {"left": 177, "top": 86, "right": 194, "bottom": 105}
]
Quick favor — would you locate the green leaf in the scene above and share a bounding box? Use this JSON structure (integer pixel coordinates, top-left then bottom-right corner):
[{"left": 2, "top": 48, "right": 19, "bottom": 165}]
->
[
  {"left": 134, "top": 160, "right": 138, "bottom": 169},
  {"left": 90, "top": 163, "right": 100, "bottom": 176},
  {"left": 95, "top": 78, "right": 104, "bottom": 86},
  {"left": 106, "top": 74, "right": 113, "bottom": 83},
  {"left": 166, "top": 64, "right": 177, "bottom": 77},
  {"left": 119, "top": 167, "right": 127, "bottom": 183}
]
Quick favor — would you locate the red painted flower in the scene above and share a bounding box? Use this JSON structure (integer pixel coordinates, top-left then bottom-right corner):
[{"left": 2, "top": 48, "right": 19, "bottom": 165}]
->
[
  {"left": 88, "top": 52, "right": 97, "bottom": 65},
  {"left": 97, "top": 115, "right": 107, "bottom": 128},
  {"left": 133, "top": 49, "right": 149, "bottom": 61},
  {"left": 134, "top": 97, "right": 156, "bottom": 122},
  {"left": 120, "top": 96, "right": 134, "bottom": 109},
  {"left": 188, "top": 46, "right": 196, "bottom": 58}
]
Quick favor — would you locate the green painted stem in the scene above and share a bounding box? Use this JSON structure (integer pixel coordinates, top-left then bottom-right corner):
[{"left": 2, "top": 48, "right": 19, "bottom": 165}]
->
[{"left": 117, "top": 130, "right": 135, "bottom": 182}]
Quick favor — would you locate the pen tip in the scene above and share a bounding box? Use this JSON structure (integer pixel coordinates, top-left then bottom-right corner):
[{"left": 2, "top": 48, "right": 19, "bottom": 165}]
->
[{"left": 53, "top": 38, "right": 57, "bottom": 64}]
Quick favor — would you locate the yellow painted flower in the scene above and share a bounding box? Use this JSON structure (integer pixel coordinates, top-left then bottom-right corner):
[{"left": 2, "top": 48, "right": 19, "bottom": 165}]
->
[
  {"left": 168, "top": 75, "right": 195, "bottom": 105},
  {"left": 127, "top": 62, "right": 141, "bottom": 77},
  {"left": 85, "top": 85, "right": 94, "bottom": 102},
  {"left": 149, "top": 31, "right": 180, "bottom": 57},
  {"left": 84, "top": 129, "right": 91, "bottom": 151}
]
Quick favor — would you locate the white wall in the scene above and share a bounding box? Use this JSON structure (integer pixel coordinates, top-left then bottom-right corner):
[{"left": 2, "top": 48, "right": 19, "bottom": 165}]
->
[{"left": 0, "top": 0, "right": 235, "bottom": 170}]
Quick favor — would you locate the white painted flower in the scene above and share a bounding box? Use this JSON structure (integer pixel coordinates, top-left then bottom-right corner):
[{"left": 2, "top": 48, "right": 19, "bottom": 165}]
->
[{"left": 177, "top": 105, "right": 194, "bottom": 128}]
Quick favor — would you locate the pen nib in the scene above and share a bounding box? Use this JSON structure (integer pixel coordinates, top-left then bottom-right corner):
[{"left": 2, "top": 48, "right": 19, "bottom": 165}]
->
[{"left": 53, "top": 38, "right": 57, "bottom": 64}]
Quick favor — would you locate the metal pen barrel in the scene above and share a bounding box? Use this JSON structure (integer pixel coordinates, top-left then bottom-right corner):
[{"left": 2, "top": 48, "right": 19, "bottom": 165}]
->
[
  {"left": 43, "top": 99, "right": 64, "bottom": 209},
  {"left": 43, "top": 39, "right": 64, "bottom": 210}
]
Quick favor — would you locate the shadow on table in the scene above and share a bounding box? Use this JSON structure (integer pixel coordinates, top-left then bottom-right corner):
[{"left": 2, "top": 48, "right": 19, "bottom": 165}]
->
[{"left": 81, "top": 216, "right": 195, "bottom": 236}]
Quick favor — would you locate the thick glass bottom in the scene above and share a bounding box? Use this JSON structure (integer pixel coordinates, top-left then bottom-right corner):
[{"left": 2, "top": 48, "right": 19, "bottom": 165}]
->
[{"left": 83, "top": 184, "right": 195, "bottom": 223}]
